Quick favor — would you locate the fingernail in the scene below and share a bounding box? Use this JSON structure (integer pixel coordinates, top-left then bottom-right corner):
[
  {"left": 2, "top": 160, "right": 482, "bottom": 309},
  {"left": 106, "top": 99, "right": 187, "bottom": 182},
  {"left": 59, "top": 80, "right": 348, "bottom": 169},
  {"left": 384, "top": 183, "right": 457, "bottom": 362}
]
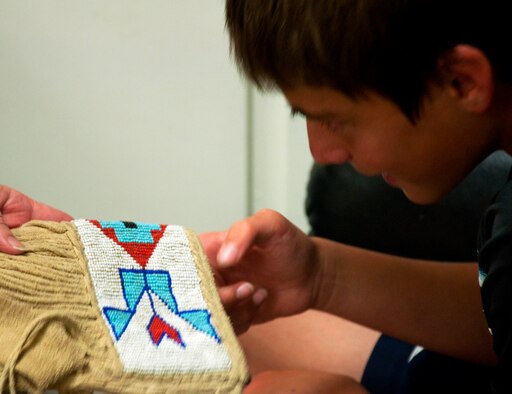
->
[
  {"left": 236, "top": 282, "right": 254, "bottom": 299},
  {"left": 8, "top": 236, "right": 27, "bottom": 251},
  {"left": 217, "top": 243, "right": 238, "bottom": 267},
  {"left": 252, "top": 289, "right": 268, "bottom": 306}
]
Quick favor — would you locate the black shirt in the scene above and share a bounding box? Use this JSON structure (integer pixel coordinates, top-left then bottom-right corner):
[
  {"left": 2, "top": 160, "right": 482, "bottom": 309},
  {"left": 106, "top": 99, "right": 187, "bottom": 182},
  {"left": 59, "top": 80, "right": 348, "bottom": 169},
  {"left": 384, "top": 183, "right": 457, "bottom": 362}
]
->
[{"left": 478, "top": 171, "right": 512, "bottom": 393}]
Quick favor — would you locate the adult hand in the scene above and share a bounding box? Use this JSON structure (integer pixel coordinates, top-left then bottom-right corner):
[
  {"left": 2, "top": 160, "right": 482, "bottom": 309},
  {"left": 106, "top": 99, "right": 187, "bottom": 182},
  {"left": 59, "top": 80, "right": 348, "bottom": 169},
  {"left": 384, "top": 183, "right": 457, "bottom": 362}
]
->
[
  {"left": 0, "top": 185, "right": 73, "bottom": 254},
  {"left": 200, "top": 209, "right": 321, "bottom": 334}
]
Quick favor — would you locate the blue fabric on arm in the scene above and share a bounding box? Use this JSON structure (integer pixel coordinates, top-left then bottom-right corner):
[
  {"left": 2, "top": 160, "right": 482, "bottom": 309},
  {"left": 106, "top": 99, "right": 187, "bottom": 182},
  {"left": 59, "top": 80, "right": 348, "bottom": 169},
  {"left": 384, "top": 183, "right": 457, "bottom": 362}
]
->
[{"left": 361, "top": 335, "right": 414, "bottom": 394}]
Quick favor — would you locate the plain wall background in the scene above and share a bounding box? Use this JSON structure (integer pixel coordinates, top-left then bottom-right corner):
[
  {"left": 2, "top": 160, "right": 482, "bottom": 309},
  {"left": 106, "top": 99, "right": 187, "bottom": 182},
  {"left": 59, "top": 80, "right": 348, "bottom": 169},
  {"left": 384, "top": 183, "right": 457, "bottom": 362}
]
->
[{"left": 0, "top": 0, "right": 312, "bottom": 233}]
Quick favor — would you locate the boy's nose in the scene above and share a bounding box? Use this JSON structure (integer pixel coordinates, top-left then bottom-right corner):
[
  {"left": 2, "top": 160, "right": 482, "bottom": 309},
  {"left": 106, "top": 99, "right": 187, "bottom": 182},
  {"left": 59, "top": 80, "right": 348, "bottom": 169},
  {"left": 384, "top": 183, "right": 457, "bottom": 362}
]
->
[{"left": 306, "top": 120, "right": 352, "bottom": 164}]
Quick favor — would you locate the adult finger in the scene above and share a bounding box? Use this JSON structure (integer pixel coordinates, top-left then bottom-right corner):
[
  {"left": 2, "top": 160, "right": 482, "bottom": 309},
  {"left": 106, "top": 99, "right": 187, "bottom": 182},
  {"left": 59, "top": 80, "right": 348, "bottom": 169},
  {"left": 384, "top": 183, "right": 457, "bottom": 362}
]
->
[
  {"left": 30, "top": 201, "right": 73, "bottom": 222},
  {"left": 0, "top": 215, "right": 25, "bottom": 254}
]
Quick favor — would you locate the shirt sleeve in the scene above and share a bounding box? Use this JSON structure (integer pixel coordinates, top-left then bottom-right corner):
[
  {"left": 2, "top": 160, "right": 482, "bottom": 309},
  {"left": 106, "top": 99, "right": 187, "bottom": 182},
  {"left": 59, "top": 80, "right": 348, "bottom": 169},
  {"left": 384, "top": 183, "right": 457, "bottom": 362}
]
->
[{"left": 478, "top": 179, "right": 512, "bottom": 393}]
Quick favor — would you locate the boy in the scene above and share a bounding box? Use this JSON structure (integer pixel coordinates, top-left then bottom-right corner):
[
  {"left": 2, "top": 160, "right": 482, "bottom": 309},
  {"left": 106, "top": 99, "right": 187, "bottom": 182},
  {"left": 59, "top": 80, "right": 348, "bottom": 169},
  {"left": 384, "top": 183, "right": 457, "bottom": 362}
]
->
[{"left": 200, "top": 1, "right": 512, "bottom": 392}]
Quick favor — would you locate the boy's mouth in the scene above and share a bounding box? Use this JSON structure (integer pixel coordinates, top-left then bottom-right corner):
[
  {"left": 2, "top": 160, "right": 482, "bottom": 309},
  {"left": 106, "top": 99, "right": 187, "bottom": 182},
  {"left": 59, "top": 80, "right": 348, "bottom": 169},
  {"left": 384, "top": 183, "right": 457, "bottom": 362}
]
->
[{"left": 382, "top": 173, "right": 399, "bottom": 187}]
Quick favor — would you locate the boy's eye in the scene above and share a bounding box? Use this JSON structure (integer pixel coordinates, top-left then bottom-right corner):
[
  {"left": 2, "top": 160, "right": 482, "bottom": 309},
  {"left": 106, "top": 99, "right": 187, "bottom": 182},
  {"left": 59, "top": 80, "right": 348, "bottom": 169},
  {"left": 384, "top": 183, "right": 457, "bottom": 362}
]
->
[
  {"left": 290, "top": 108, "right": 347, "bottom": 133},
  {"left": 320, "top": 120, "right": 342, "bottom": 132}
]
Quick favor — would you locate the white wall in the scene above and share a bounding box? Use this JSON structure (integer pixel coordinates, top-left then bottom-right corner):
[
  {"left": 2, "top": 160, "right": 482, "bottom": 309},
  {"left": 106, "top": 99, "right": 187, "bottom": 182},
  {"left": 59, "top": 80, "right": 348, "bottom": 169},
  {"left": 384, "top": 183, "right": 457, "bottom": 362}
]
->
[
  {"left": 0, "top": 1, "right": 312, "bottom": 233},
  {"left": 249, "top": 89, "right": 313, "bottom": 232}
]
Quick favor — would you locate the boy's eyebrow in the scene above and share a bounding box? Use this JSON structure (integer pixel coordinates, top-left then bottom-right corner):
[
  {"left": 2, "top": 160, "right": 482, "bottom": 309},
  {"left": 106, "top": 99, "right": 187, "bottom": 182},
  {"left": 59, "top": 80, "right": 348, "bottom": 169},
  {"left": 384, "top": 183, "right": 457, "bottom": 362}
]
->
[
  {"left": 290, "top": 107, "right": 306, "bottom": 117},
  {"left": 290, "top": 106, "right": 341, "bottom": 121}
]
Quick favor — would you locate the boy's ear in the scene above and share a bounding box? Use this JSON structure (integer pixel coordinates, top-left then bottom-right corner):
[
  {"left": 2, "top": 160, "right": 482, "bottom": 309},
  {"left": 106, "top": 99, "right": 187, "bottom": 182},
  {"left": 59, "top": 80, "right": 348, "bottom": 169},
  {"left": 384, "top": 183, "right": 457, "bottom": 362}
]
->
[{"left": 437, "top": 44, "right": 494, "bottom": 113}]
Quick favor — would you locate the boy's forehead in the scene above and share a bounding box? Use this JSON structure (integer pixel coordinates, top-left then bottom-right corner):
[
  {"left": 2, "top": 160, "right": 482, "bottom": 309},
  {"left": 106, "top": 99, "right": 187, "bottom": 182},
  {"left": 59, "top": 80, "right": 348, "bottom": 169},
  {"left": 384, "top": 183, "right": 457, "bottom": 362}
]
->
[
  {"left": 283, "top": 85, "right": 383, "bottom": 119},
  {"left": 284, "top": 86, "right": 354, "bottom": 109}
]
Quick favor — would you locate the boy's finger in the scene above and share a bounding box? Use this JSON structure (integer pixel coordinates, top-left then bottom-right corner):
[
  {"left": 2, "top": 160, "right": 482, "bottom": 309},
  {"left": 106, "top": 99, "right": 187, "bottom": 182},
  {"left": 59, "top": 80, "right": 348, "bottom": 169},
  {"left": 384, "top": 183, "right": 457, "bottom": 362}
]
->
[
  {"left": 217, "top": 209, "right": 289, "bottom": 268},
  {"left": 218, "top": 281, "right": 255, "bottom": 308},
  {"left": 199, "top": 231, "right": 228, "bottom": 265},
  {"left": 224, "top": 295, "right": 264, "bottom": 336}
]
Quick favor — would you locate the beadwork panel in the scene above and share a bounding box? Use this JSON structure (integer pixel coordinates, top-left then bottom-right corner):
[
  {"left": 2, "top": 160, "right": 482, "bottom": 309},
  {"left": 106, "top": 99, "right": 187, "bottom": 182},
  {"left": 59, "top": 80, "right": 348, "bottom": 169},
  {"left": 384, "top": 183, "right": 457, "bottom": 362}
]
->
[{"left": 74, "top": 219, "right": 231, "bottom": 373}]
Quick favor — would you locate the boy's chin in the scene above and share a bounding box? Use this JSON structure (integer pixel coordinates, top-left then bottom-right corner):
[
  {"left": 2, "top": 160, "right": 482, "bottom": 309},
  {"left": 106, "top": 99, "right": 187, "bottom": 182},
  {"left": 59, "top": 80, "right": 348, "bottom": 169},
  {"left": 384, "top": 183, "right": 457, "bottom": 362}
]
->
[{"left": 400, "top": 186, "right": 448, "bottom": 206}]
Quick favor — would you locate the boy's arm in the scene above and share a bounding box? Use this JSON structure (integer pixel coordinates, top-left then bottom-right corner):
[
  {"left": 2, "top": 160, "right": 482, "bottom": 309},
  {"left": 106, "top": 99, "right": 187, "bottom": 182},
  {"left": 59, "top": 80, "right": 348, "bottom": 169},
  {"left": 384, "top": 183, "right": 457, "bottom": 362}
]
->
[
  {"left": 205, "top": 209, "right": 496, "bottom": 366},
  {"left": 313, "top": 237, "right": 496, "bottom": 365},
  {"left": 0, "top": 185, "right": 73, "bottom": 254}
]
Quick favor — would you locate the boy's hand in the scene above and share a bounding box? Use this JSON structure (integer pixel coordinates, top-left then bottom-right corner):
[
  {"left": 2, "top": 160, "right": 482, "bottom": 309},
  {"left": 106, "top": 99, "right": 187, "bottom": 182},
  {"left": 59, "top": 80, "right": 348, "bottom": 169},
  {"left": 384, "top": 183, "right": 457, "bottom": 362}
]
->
[
  {"left": 0, "top": 185, "right": 73, "bottom": 254},
  {"left": 200, "top": 209, "right": 320, "bottom": 334}
]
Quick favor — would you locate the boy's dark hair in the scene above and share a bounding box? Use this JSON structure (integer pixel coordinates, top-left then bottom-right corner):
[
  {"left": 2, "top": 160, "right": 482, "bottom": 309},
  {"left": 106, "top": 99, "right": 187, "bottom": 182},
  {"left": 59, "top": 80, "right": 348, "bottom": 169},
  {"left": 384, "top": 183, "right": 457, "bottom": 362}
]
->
[{"left": 226, "top": 0, "right": 512, "bottom": 121}]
